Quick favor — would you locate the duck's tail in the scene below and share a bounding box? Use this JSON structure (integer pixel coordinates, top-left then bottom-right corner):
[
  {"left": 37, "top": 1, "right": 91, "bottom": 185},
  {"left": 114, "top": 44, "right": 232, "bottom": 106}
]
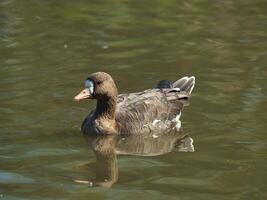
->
[
  {"left": 173, "top": 76, "right": 195, "bottom": 94},
  {"left": 156, "top": 76, "right": 195, "bottom": 95}
]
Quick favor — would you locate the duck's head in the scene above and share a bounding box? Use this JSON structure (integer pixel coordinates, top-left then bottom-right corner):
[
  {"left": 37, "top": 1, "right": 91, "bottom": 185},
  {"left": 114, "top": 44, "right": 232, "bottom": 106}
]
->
[{"left": 74, "top": 72, "right": 118, "bottom": 101}]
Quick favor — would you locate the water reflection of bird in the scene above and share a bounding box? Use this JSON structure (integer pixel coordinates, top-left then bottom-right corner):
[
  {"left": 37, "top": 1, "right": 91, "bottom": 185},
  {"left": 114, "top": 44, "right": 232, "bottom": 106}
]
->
[
  {"left": 74, "top": 131, "right": 194, "bottom": 187},
  {"left": 74, "top": 72, "right": 195, "bottom": 135}
]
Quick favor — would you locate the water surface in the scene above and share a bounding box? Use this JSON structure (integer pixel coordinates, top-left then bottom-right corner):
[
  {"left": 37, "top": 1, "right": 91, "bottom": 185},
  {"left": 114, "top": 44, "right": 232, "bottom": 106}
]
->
[{"left": 1, "top": 0, "right": 267, "bottom": 199}]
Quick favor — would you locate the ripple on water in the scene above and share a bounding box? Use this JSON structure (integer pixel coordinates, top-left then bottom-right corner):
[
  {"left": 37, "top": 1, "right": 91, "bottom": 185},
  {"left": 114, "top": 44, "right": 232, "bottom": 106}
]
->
[
  {"left": 0, "top": 171, "right": 34, "bottom": 184},
  {"left": 24, "top": 148, "right": 80, "bottom": 157}
]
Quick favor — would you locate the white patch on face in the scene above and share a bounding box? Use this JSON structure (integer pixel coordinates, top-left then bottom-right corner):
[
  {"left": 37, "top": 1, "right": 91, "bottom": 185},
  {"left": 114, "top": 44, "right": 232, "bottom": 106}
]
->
[{"left": 85, "top": 80, "right": 94, "bottom": 94}]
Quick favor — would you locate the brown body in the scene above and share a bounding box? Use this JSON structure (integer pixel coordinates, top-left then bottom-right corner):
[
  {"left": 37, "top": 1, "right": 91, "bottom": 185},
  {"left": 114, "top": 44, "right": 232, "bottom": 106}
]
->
[{"left": 75, "top": 72, "right": 195, "bottom": 135}]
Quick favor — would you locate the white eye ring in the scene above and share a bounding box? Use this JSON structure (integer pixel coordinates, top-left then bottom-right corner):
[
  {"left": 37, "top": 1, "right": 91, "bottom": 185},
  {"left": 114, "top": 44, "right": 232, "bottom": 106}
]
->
[{"left": 85, "top": 80, "right": 94, "bottom": 94}]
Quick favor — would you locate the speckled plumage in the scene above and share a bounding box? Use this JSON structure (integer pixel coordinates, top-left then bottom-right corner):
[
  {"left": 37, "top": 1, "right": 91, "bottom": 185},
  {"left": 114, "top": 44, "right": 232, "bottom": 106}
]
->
[{"left": 79, "top": 72, "right": 195, "bottom": 135}]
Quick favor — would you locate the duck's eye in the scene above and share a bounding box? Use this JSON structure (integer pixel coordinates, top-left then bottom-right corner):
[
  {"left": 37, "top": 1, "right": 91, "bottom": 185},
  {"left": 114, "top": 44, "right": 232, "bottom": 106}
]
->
[{"left": 96, "top": 81, "right": 101, "bottom": 85}]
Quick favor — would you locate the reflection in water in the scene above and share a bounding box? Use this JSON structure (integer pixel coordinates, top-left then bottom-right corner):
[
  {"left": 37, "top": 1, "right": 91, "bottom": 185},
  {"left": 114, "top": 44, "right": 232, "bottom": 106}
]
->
[
  {"left": 1, "top": 0, "right": 267, "bottom": 198},
  {"left": 75, "top": 131, "right": 194, "bottom": 187}
]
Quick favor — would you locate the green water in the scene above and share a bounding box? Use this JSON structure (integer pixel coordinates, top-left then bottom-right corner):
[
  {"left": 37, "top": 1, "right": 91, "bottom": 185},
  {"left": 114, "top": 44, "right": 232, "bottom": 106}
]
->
[{"left": 1, "top": 0, "right": 267, "bottom": 199}]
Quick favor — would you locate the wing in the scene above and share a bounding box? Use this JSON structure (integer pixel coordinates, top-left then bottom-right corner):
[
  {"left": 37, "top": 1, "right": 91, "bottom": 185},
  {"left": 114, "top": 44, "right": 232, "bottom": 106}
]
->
[{"left": 115, "top": 89, "right": 190, "bottom": 134}]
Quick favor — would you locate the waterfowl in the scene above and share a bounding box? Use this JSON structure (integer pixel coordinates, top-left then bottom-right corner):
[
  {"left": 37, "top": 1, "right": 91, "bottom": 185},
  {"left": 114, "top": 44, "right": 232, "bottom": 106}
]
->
[{"left": 74, "top": 72, "right": 195, "bottom": 135}]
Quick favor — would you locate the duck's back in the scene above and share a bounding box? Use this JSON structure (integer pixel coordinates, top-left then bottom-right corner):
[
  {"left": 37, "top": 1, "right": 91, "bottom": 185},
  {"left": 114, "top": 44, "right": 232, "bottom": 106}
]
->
[
  {"left": 115, "top": 76, "right": 195, "bottom": 134},
  {"left": 115, "top": 89, "right": 188, "bottom": 134}
]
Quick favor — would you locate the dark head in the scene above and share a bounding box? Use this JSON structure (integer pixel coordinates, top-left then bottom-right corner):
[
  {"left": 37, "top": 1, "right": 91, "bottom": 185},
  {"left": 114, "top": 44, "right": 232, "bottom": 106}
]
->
[{"left": 74, "top": 72, "right": 118, "bottom": 101}]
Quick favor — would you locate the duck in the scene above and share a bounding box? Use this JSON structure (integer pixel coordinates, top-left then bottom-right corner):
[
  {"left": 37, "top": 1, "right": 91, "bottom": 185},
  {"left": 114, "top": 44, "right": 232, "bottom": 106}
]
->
[{"left": 74, "top": 72, "right": 195, "bottom": 135}]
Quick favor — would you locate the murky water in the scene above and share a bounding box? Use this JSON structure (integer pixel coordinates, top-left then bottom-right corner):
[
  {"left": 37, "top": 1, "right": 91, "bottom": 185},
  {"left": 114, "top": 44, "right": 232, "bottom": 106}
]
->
[{"left": 1, "top": 0, "right": 267, "bottom": 199}]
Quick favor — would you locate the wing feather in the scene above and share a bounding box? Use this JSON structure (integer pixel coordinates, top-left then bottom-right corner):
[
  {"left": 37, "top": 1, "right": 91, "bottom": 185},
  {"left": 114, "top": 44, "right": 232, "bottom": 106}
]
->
[{"left": 115, "top": 89, "right": 189, "bottom": 134}]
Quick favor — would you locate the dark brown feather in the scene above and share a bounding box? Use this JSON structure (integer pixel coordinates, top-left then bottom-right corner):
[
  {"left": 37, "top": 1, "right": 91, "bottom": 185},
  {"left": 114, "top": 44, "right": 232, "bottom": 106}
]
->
[
  {"left": 80, "top": 72, "right": 195, "bottom": 135},
  {"left": 115, "top": 89, "right": 189, "bottom": 134}
]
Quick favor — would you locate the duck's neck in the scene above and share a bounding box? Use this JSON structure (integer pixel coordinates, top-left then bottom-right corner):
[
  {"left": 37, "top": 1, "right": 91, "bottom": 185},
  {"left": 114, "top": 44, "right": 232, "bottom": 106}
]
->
[{"left": 95, "top": 96, "right": 117, "bottom": 120}]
